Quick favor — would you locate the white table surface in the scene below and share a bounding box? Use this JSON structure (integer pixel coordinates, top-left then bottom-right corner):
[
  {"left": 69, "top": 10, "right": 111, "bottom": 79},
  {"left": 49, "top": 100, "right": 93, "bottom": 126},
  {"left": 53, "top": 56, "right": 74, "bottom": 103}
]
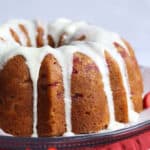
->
[{"left": 0, "top": 0, "right": 149, "bottom": 67}]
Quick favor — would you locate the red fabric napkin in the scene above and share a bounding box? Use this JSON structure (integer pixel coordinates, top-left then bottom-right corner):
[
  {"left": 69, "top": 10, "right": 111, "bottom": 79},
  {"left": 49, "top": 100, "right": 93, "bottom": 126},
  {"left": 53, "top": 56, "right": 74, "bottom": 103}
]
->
[{"left": 79, "top": 130, "right": 150, "bottom": 150}]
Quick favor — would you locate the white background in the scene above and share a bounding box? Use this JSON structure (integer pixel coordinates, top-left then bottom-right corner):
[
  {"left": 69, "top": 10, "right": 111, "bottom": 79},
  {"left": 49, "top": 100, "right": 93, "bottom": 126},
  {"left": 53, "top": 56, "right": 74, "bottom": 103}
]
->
[{"left": 0, "top": 0, "right": 150, "bottom": 66}]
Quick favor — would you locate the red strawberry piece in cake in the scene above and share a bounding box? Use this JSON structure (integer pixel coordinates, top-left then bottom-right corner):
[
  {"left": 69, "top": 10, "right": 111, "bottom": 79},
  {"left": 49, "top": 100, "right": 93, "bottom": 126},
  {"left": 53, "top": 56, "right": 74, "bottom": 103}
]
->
[{"left": 143, "top": 92, "right": 150, "bottom": 109}]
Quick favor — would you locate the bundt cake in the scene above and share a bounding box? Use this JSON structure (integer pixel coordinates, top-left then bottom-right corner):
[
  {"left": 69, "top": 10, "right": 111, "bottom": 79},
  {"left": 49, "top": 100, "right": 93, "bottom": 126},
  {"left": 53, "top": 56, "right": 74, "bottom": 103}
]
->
[{"left": 0, "top": 18, "right": 143, "bottom": 137}]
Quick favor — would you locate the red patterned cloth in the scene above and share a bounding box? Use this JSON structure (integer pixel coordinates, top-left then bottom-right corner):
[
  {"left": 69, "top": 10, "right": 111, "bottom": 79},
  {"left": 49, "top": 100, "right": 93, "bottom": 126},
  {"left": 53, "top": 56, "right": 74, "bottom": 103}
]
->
[{"left": 79, "top": 130, "right": 150, "bottom": 150}]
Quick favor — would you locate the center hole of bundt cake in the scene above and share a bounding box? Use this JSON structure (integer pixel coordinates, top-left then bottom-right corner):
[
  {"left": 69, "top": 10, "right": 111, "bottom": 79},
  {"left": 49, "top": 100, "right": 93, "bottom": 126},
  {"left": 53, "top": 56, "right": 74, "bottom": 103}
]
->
[
  {"left": 36, "top": 27, "right": 86, "bottom": 48},
  {"left": 55, "top": 33, "right": 86, "bottom": 48},
  {"left": 7, "top": 25, "right": 87, "bottom": 48},
  {"left": 46, "top": 33, "right": 86, "bottom": 48}
]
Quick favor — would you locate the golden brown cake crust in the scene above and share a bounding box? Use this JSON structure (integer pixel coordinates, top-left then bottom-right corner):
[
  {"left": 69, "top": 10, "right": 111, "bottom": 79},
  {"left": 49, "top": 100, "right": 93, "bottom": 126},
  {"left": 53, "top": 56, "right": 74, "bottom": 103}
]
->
[
  {"left": 37, "top": 54, "right": 66, "bottom": 137},
  {"left": 9, "top": 28, "right": 21, "bottom": 45},
  {"left": 0, "top": 55, "right": 33, "bottom": 136},
  {"left": 36, "top": 26, "right": 45, "bottom": 47},
  {"left": 114, "top": 41, "right": 143, "bottom": 112},
  {"left": 105, "top": 51, "right": 129, "bottom": 123},
  {"left": 71, "top": 52, "right": 109, "bottom": 134},
  {"left": 47, "top": 34, "right": 55, "bottom": 48},
  {"left": 19, "top": 24, "right": 32, "bottom": 47}
]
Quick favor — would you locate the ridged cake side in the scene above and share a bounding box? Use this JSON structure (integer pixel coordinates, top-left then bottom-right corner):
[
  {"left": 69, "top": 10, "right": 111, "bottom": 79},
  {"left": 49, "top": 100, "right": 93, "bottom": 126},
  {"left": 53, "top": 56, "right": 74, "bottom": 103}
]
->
[
  {"left": 0, "top": 19, "right": 143, "bottom": 137},
  {"left": 38, "top": 54, "right": 66, "bottom": 137},
  {"left": 0, "top": 55, "right": 33, "bottom": 136}
]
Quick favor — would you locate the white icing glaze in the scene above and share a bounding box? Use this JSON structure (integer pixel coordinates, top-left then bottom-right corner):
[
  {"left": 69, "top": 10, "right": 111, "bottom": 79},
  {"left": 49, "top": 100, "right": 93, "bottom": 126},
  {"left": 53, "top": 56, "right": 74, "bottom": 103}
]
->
[
  {"left": 57, "top": 46, "right": 75, "bottom": 136},
  {"left": 0, "top": 129, "right": 12, "bottom": 136},
  {"left": 48, "top": 18, "right": 71, "bottom": 46},
  {"left": 69, "top": 42, "right": 113, "bottom": 126},
  {"left": 0, "top": 46, "right": 44, "bottom": 137},
  {"left": 104, "top": 43, "right": 138, "bottom": 122},
  {"left": 0, "top": 20, "right": 37, "bottom": 47},
  {"left": 83, "top": 42, "right": 115, "bottom": 127},
  {"left": 0, "top": 18, "right": 140, "bottom": 137},
  {"left": 0, "top": 23, "right": 18, "bottom": 45},
  {"left": 48, "top": 18, "right": 128, "bottom": 54},
  {"left": 7, "top": 21, "right": 27, "bottom": 46},
  {"left": 34, "top": 20, "right": 48, "bottom": 45}
]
